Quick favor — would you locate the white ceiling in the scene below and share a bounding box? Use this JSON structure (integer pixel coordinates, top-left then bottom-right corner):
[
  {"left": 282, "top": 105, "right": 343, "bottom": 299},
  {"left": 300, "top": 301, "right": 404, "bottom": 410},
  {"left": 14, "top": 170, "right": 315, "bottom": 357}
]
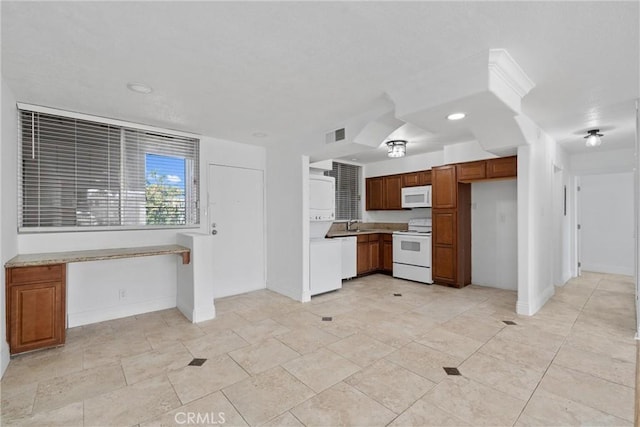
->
[{"left": 2, "top": 2, "right": 638, "bottom": 163}]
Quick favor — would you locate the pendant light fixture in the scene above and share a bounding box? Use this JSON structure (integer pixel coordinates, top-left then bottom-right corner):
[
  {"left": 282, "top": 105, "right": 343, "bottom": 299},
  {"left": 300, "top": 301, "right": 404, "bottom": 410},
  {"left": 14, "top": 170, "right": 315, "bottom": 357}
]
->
[
  {"left": 386, "top": 140, "right": 407, "bottom": 158},
  {"left": 584, "top": 129, "right": 603, "bottom": 147}
]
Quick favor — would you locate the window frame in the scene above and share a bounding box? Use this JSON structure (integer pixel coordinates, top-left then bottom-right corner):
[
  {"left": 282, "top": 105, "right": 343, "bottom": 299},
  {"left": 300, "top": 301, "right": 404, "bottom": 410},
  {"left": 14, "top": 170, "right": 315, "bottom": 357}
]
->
[
  {"left": 324, "top": 161, "right": 362, "bottom": 221},
  {"left": 17, "top": 103, "right": 201, "bottom": 233}
]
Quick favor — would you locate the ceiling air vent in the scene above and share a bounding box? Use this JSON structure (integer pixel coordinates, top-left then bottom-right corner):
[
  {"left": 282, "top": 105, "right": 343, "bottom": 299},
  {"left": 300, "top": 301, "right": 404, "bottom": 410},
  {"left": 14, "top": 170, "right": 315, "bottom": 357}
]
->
[{"left": 326, "top": 128, "right": 346, "bottom": 144}]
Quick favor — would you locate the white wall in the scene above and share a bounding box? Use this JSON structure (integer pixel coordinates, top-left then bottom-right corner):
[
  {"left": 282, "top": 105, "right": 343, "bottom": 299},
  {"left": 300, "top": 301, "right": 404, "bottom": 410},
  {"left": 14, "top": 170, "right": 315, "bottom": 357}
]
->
[
  {"left": 364, "top": 150, "right": 445, "bottom": 177},
  {"left": 553, "top": 145, "right": 575, "bottom": 285},
  {"left": 517, "top": 130, "right": 556, "bottom": 315},
  {"left": 265, "top": 146, "right": 309, "bottom": 302},
  {"left": 570, "top": 147, "right": 636, "bottom": 175},
  {"left": 443, "top": 140, "right": 497, "bottom": 165},
  {"left": 13, "top": 123, "right": 266, "bottom": 327},
  {"left": 1, "top": 77, "right": 19, "bottom": 377},
  {"left": 578, "top": 172, "right": 634, "bottom": 275},
  {"left": 471, "top": 180, "right": 518, "bottom": 290}
]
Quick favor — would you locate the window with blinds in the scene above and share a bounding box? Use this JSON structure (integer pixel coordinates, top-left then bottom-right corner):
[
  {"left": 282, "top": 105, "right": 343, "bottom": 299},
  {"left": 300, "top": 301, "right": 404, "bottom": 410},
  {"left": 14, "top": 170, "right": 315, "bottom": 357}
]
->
[
  {"left": 19, "top": 109, "right": 199, "bottom": 231},
  {"left": 324, "top": 162, "right": 361, "bottom": 220}
]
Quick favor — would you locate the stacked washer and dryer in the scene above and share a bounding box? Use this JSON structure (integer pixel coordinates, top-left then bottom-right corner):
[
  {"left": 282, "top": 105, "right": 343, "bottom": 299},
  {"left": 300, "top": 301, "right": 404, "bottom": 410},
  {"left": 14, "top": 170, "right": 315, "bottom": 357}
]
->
[{"left": 309, "top": 175, "right": 342, "bottom": 296}]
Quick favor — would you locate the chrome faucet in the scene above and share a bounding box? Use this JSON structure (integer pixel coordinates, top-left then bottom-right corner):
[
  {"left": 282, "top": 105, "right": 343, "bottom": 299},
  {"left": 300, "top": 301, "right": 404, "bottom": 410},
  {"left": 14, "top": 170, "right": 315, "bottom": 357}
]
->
[{"left": 347, "top": 219, "right": 359, "bottom": 231}]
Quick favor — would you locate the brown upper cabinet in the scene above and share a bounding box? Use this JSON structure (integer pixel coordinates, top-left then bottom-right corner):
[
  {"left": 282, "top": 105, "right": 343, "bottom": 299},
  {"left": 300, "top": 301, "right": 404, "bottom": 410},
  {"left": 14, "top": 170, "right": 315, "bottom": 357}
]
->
[
  {"left": 402, "top": 172, "right": 420, "bottom": 187},
  {"left": 486, "top": 156, "right": 517, "bottom": 179},
  {"left": 365, "top": 175, "right": 402, "bottom": 210},
  {"left": 383, "top": 175, "right": 402, "bottom": 209},
  {"left": 432, "top": 165, "right": 457, "bottom": 209},
  {"left": 417, "top": 170, "right": 432, "bottom": 185},
  {"left": 457, "top": 161, "right": 486, "bottom": 182},
  {"left": 365, "top": 177, "right": 384, "bottom": 210}
]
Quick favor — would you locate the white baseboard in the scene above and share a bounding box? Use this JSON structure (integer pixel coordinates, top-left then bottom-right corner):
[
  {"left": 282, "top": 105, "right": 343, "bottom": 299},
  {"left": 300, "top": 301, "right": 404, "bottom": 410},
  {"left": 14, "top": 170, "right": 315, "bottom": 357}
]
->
[
  {"left": 516, "top": 285, "right": 555, "bottom": 316},
  {"left": 177, "top": 299, "right": 215, "bottom": 323},
  {"left": 580, "top": 263, "right": 634, "bottom": 276},
  {"left": 266, "top": 281, "right": 304, "bottom": 302},
  {"left": 67, "top": 297, "right": 176, "bottom": 328}
]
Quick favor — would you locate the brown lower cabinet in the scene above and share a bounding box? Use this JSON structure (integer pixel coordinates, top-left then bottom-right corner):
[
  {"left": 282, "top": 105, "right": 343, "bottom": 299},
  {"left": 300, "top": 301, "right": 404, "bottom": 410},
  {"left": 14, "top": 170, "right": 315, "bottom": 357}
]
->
[
  {"left": 6, "top": 264, "right": 66, "bottom": 354},
  {"left": 356, "top": 234, "right": 393, "bottom": 275}
]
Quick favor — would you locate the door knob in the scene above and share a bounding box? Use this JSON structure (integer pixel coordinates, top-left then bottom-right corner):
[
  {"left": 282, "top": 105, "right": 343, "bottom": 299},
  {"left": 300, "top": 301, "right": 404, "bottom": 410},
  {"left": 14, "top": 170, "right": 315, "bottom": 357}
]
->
[{"left": 212, "top": 229, "right": 218, "bottom": 235}]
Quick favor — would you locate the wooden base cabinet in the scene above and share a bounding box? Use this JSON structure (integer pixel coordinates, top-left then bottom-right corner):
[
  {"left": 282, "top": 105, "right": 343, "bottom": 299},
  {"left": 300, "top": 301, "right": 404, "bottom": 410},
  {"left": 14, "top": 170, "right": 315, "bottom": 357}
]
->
[
  {"left": 356, "top": 234, "right": 393, "bottom": 276},
  {"left": 6, "top": 264, "right": 66, "bottom": 354}
]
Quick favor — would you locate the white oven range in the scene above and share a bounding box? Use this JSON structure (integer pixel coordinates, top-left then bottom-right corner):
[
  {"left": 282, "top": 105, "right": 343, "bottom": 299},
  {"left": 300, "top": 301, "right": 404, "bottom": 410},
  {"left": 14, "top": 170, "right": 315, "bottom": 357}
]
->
[{"left": 392, "top": 218, "right": 432, "bottom": 284}]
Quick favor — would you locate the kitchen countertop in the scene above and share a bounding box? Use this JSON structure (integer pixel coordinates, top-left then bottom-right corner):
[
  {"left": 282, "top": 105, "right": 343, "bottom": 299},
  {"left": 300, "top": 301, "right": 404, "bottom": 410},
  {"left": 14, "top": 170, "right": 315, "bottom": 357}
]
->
[
  {"left": 327, "top": 229, "right": 403, "bottom": 238},
  {"left": 5, "top": 244, "right": 191, "bottom": 268}
]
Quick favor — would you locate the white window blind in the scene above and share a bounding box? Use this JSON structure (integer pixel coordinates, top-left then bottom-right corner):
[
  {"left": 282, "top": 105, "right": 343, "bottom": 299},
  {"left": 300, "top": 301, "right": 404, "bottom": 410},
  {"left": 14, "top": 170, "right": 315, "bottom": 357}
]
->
[
  {"left": 19, "top": 109, "right": 199, "bottom": 231},
  {"left": 325, "top": 162, "right": 361, "bottom": 220}
]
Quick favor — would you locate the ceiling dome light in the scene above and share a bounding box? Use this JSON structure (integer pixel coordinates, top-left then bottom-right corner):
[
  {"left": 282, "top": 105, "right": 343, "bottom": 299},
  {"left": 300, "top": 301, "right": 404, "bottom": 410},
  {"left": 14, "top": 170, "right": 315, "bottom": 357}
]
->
[
  {"left": 127, "top": 82, "right": 153, "bottom": 94},
  {"left": 386, "top": 140, "right": 407, "bottom": 158},
  {"left": 584, "top": 129, "right": 603, "bottom": 147},
  {"left": 446, "top": 112, "right": 466, "bottom": 121}
]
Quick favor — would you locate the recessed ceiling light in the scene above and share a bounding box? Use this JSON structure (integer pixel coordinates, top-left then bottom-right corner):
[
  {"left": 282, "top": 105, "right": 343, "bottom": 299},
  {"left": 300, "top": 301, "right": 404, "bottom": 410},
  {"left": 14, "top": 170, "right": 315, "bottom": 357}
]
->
[
  {"left": 127, "top": 82, "right": 153, "bottom": 94},
  {"left": 252, "top": 132, "right": 268, "bottom": 138},
  {"left": 446, "top": 112, "right": 466, "bottom": 121}
]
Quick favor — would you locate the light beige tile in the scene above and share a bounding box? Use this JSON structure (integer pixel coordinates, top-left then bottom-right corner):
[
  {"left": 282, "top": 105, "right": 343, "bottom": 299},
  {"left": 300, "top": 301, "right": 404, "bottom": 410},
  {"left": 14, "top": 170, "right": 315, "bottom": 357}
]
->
[
  {"left": 232, "top": 318, "right": 290, "bottom": 343},
  {"left": 167, "top": 354, "right": 249, "bottom": 404},
  {"left": 326, "top": 333, "right": 394, "bottom": 367},
  {"left": 385, "top": 342, "right": 463, "bottom": 383},
  {"left": 553, "top": 343, "right": 635, "bottom": 387},
  {"left": 260, "top": 411, "right": 304, "bottom": 427},
  {"left": 228, "top": 337, "right": 299, "bottom": 375},
  {"left": 315, "top": 314, "right": 366, "bottom": 338},
  {"left": 538, "top": 365, "right": 634, "bottom": 422},
  {"left": 416, "top": 326, "right": 484, "bottom": 359},
  {"left": 159, "top": 308, "right": 191, "bottom": 326},
  {"left": 1, "top": 351, "right": 84, "bottom": 389},
  {"left": 441, "top": 314, "right": 505, "bottom": 342},
  {"left": 197, "top": 312, "right": 250, "bottom": 335},
  {"left": 145, "top": 323, "right": 206, "bottom": 350},
  {"left": 282, "top": 348, "right": 361, "bottom": 393},
  {"left": 360, "top": 318, "right": 426, "bottom": 348},
  {"left": 495, "top": 324, "right": 565, "bottom": 353},
  {"left": 2, "top": 401, "right": 83, "bottom": 427},
  {"left": 82, "top": 334, "right": 152, "bottom": 369},
  {"left": 388, "top": 398, "right": 471, "bottom": 427},
  {"left": 306, "top": 298, "right": 360, "bottom": 317},
  {"left": 0, "top": 382, "right": 38, "bottom": 423},
  {"left": 140, "top": 391, "right": 247, "bottom": 427},
  {"left": 121, "top": 343, "right": 194, "bottom": 385},
  {"left": 33, "top": 363, "right": 125, "bottom": 413},
  {"left": 275, "top": 326, "right": 341, "bottom": 354},
  {"left": 478, "top": 336, "right": 555, "bottom": 372},
  {"left": 516, "top": 388, "right": 632, "bottom": 427},
  {"left": 269, "top": 309, "right": 323, "bottom": 329},
  {"left": 345, "top": 359, "right": 435, "bottom": 414},
  {"left": 565, "top": 328, "right": 636, "bottom": 364},
  {"left": 223, "top": 366, "right": 314, "bottom": 426},
  {"left": 84, "top": 374, "right": 182, "bottom": 426},
  {"left": 182, "top": 329, "right": 249, "bottom": 359},
  {"left": 424, "top": 376, "right": 526, "bottom": 426},
  {"left": 459, "top": 352, "right": 543, "bottom": 401},
  {"left": 291, "top": 382, "right": 396, "bottom": 427}
]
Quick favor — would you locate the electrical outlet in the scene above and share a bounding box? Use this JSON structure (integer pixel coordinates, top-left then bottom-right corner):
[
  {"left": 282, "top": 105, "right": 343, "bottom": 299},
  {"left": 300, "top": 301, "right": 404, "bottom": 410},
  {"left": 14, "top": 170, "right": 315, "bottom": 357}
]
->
[{"left": 118, "top": 289, "right": 126, "bottom": 300}]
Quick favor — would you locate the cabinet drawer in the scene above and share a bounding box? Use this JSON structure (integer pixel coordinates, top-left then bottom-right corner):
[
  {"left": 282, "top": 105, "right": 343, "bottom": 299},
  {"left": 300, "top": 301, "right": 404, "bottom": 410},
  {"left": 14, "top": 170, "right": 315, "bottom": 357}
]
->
[
  {"left": 357, "top": 234, "right": 370, "bottom": 243},
  {"left": 9, "top": 264, "right": 63, "bottom": 284}
]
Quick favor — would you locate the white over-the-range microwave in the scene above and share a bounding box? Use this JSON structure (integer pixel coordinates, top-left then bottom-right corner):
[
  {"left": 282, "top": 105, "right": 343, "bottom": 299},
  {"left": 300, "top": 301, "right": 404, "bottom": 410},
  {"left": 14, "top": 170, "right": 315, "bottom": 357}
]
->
[{"left": 401, "top": 185, "right": 432, "bottom": 208}]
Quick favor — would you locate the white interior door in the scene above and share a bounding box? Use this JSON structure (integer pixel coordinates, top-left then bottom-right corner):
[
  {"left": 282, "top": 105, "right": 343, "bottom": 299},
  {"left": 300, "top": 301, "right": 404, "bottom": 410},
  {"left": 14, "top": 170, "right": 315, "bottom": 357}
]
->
[{"left": 208, "top": 164, "right": 265, "bottom": 298}]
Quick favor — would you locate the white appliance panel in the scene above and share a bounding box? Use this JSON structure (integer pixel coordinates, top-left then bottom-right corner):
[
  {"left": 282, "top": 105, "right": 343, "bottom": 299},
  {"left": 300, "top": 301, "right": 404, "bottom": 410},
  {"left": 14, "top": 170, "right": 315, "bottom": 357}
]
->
[
  {"left": 401, "top": 185, "right": 432, "bottom": 208},
  {"left": 310, "top": 239, "right": 342, "bottom": 295},
  {"left": 337, "top": 236, "right": 357, "bottom": 279},
  {"left": 393, "top": 262, "right": 432, "bottom": 284},
  {"left": 392, "top": 234, "right": 432, "bottom": 268},
  {"left": 309, "top": 175, "right": 335, "bottom": 221}
]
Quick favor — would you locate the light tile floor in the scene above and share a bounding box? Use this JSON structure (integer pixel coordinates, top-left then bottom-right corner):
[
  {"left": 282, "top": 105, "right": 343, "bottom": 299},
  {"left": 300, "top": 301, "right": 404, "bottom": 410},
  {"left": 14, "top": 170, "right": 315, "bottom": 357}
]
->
[{"left": 1, "top": 272, "right": 636, "bottom": 426}]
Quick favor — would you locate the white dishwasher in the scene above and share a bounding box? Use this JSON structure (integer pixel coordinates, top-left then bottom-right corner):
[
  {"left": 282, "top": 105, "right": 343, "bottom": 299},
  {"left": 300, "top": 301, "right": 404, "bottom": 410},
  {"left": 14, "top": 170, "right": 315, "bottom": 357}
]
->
[{"left": 336, "top": 236, "right": 357, "bottom": 279}]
